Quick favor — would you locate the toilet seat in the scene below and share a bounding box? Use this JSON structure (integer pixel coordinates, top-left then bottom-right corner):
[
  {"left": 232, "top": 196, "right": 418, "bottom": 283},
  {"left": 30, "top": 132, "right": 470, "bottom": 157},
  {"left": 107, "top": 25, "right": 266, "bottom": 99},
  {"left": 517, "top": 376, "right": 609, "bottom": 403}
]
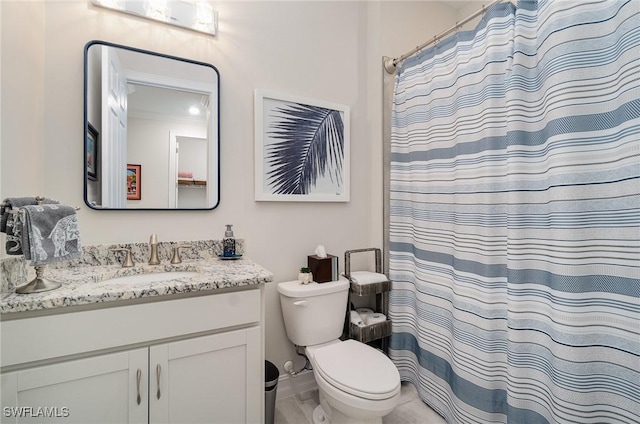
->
[{"left": 308, "top": 340, "right": 400, "bottom": 400}]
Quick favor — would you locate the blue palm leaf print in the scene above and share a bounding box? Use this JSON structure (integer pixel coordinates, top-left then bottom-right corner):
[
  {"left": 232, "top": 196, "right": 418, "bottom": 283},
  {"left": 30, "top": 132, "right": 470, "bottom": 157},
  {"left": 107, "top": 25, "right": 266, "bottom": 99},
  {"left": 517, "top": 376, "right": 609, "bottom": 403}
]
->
[{"left": 265, "top": 103, "right": 344, "bottom": 195}]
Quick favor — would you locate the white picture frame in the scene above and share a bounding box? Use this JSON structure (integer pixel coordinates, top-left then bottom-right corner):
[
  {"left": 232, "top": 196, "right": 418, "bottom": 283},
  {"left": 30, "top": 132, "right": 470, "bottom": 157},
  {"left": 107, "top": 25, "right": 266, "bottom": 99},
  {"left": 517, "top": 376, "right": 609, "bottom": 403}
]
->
[{"left": 254, "top": 90, "right": 350, "bottom": 202}]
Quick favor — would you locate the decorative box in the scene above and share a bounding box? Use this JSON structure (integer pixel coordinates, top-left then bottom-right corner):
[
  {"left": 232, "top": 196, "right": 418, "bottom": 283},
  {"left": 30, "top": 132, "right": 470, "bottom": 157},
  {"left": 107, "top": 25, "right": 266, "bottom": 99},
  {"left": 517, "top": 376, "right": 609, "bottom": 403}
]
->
[{"left": 307, "top": 254, "right": 338, "bottom": 283}]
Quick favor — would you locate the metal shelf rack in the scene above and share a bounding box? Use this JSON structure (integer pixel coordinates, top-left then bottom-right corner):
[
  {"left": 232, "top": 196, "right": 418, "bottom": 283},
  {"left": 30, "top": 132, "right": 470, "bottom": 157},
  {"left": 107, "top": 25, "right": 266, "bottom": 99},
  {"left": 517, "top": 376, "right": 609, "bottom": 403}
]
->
[{"left": 343, "top": 248, "right": 392, "bottom": 351}]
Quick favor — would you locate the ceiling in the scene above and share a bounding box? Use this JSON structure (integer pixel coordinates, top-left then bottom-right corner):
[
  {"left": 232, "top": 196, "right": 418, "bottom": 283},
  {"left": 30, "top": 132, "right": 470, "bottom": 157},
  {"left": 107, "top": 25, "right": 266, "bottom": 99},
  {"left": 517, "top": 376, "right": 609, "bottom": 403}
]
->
[{"left": 127, "top": 83, "right": 208, "bottom": 123}]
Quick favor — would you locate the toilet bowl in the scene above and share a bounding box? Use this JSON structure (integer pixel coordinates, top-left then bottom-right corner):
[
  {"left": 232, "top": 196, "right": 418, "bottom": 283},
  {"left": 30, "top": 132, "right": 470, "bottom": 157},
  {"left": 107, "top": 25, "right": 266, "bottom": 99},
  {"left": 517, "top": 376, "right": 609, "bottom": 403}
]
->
[
  {"left": 277, "top": 278, "right": 401, "bottom": 424},
  {"left": 307, "top": 340, "right": 400, "bottom": 424}
]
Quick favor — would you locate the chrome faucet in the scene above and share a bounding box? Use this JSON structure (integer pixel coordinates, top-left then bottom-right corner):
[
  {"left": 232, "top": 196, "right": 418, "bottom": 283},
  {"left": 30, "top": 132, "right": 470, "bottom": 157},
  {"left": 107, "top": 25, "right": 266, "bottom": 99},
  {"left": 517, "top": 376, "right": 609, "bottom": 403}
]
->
[{"left": 148, "top": 234, "right": 160, "bottom": 265}]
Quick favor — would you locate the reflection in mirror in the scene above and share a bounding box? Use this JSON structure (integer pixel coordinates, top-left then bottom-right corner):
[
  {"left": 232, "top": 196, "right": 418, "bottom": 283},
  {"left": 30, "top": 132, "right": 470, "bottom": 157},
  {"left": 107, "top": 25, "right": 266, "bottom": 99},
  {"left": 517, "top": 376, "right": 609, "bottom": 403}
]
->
[{"left": 84, "top": 41, "right": 220, "bottom": 210}]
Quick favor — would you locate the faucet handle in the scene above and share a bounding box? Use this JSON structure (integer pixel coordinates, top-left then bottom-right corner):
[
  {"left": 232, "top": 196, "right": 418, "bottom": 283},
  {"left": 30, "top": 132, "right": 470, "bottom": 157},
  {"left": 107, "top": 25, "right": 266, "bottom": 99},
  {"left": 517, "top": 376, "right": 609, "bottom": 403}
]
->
[
  {"left": 110, "top": 248, "right": 135, "bottom": 268},
  {"left": 170, "top": 244, "right": 192, "bottom": 265},
  {"left": 148, "top": 234, "right": 160, "bottom": 265}
]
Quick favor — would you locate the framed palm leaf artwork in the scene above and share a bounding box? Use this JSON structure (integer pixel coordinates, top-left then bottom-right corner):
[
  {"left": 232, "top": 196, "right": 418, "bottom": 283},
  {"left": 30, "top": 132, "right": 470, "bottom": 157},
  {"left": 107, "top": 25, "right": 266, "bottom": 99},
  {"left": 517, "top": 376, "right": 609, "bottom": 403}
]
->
[{"left": 254, "top": 90, "right": 350, "bottom": 202}]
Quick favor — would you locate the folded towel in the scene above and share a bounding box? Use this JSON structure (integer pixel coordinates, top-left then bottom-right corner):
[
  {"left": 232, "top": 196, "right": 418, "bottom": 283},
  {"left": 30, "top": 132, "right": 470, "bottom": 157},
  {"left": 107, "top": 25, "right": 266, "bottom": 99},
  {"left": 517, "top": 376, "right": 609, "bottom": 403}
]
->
[
  {"left": 349, "top": 271, "right": 389, "bottom": 285},
  {"left": 365, "top": 313, "right": 387, "bottom": 325},
  {"left": 1, "top": 197, "right": 58, "bottom": 255},
  {"left": 19, "top": 204, "right": 81, "bottom": 266},
  {"left": 178, "top": 171, "right": 193, "bottom": 179}
]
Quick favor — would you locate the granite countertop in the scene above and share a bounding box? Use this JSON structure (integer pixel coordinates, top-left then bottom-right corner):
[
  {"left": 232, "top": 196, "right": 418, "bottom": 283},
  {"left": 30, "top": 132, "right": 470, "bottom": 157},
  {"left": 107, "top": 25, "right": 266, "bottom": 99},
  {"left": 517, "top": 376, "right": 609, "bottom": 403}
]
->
[{"left": 0, "top": 240, "right": 273, "bottom": 315}]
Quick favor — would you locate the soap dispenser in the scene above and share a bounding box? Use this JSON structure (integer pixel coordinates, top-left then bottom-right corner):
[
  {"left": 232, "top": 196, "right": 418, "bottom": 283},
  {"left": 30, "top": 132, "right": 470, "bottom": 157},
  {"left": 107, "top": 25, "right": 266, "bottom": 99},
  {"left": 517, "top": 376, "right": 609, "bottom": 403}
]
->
[{"left": 223, "top": 224, "right": 236, "bottom": 257}]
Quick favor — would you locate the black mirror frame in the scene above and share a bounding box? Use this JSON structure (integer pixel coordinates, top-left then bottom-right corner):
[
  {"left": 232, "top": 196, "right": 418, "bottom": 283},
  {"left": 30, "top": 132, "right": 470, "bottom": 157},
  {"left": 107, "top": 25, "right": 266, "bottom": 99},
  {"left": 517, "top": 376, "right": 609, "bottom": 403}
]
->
[{"left": 83, "top": 40, "right": 221, "bottom": 211}]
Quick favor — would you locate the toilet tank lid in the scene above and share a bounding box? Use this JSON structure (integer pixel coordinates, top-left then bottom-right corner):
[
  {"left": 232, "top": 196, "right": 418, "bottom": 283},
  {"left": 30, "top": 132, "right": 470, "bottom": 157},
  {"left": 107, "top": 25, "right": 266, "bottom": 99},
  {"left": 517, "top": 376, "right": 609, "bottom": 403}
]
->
[{"left": 277, "top": 277, "right": 349, "bottom": 298}]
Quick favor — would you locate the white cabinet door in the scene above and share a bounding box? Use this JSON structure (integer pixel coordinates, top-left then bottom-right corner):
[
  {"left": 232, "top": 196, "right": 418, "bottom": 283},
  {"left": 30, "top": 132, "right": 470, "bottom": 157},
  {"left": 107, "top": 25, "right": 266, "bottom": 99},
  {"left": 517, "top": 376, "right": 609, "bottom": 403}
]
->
[
  {"left": 149, "top": 327, "right": 262, "bottom": 424},
  {"left": 0, "top": 349, "right": 148, "bottom": 424}
]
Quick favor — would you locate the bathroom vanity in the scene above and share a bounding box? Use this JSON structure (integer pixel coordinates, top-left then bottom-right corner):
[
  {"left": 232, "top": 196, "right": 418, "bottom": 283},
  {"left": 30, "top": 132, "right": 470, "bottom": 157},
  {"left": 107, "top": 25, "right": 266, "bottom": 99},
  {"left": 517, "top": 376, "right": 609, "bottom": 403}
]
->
[{"left": 0, "top": 240, "right": 272, "bottom": 424}]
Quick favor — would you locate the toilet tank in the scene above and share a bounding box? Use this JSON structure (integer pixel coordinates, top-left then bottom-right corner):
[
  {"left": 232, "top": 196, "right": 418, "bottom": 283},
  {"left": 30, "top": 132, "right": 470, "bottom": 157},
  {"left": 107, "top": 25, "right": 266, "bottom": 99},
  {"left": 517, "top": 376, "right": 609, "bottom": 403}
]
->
[{"left": 277, "top": 278, "right": 349, "bottom": 347}]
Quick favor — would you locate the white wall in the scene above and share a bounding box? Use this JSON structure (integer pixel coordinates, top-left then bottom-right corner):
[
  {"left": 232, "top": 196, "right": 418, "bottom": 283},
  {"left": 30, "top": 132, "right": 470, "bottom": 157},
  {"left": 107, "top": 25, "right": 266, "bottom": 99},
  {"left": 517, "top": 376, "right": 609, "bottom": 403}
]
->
[
  {"left": 1, "top": 1, "right": 460, "bottom": 377},
  {"left": 127, "top": 116, "right": 205, "bottom": 208},
  {"left": 177, "top": 136, "right": 208, "bottom": 209},
  {"left": 1, "top": 1, "right": 45, "bottom": 199},
  {"left": 177, "top": 137, "right": 208, "bottom": 181}
]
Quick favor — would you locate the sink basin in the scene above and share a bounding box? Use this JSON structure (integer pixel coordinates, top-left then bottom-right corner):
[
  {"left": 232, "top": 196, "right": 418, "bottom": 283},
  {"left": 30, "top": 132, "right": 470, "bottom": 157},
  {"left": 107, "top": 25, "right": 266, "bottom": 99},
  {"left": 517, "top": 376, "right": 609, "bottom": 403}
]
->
[{"left": 103, "top": 271, "right": 199, "bottom": 285}]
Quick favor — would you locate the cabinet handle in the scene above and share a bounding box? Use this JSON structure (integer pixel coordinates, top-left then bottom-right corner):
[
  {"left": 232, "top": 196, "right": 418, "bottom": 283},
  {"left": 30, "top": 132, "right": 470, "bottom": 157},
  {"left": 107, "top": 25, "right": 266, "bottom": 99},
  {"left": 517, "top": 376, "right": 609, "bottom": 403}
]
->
[
  {"left": 136, "top": 369, "right": 142, "bottom": 405},
  {"left": 156, "top": 364, "right": 162, "bottom": 400}
]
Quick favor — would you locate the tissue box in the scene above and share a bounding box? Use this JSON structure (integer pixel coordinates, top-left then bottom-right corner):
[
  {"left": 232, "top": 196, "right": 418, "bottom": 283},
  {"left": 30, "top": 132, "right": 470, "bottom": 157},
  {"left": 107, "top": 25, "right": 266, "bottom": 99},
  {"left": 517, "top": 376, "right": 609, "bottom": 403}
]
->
[{"left": 308, "top": 254, "right": 338, "bottom": 283}]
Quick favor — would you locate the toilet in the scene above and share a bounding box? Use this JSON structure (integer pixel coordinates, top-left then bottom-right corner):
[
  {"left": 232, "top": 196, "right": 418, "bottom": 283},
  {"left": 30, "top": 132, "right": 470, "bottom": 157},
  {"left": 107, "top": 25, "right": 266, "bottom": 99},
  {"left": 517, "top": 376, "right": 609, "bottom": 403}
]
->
[{"left": 278, "top": 277, "right": 400, "bottom": 424}]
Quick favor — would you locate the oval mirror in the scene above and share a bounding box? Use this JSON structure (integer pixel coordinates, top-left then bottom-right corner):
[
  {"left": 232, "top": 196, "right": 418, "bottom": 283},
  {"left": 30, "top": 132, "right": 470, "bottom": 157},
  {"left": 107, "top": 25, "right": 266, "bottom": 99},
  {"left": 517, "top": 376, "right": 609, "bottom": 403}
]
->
[{"left": 84, "top": 41, "right": 220, "bottom": 210}]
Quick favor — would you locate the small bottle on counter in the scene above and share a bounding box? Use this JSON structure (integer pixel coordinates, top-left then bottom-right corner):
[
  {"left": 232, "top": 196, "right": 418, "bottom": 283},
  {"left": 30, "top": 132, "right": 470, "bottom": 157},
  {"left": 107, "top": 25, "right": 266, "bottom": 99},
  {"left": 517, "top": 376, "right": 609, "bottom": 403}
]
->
[{"left": 223, "top": 224, "right": 236, "bottom": 257}]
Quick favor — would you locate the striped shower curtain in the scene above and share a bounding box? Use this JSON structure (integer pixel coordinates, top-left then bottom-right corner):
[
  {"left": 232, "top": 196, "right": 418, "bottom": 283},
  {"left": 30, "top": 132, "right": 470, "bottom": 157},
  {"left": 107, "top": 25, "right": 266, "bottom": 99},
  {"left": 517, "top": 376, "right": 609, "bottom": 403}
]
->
[{"left": 388, "top": 1, "right": 640, "bottom": 423}]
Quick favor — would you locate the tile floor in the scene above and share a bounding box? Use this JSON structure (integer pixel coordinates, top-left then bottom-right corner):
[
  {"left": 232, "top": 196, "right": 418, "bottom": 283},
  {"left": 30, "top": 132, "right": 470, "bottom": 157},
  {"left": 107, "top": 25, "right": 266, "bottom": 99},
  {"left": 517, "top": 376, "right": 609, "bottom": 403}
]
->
[{"left": 274, "top": 381, "right": 447, "bottom": 424}]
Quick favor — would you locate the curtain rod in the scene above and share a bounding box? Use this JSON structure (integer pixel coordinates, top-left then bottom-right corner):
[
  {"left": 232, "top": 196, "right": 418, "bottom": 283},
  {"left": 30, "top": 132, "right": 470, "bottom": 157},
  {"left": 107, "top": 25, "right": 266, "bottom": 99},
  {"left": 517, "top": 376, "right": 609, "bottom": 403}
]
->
[{"left": 384, "top": 0, "right": 503, "bottom": 74}]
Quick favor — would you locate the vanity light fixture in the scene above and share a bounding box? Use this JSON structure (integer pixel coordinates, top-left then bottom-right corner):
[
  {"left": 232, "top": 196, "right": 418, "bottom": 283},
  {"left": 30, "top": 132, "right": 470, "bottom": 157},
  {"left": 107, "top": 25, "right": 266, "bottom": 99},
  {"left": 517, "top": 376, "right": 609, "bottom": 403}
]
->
[{"left": 91, "top": 0, "right": 218, "bottom": 36}]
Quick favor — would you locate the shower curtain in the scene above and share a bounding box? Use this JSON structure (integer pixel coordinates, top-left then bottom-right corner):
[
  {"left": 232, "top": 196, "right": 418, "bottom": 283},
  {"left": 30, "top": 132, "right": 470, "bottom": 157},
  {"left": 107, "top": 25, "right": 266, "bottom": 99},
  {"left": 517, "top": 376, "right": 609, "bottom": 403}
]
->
[{"left": 388, "top": 1, "right": 640, "bottom": 423}]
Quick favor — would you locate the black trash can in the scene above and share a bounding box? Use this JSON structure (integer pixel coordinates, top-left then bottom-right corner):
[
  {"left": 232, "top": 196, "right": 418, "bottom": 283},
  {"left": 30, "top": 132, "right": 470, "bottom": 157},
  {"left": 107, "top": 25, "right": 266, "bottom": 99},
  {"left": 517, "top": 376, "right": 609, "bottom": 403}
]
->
[{"left": 265, "top": 360, "right": 279, "bottom": 424}]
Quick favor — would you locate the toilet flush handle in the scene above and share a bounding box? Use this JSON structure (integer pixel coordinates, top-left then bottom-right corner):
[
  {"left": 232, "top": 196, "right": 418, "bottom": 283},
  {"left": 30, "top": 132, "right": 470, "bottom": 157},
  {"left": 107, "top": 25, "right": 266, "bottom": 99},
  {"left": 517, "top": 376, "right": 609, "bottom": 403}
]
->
[{"left": 293, "top": 300, "right": 309, "bottom": 308}]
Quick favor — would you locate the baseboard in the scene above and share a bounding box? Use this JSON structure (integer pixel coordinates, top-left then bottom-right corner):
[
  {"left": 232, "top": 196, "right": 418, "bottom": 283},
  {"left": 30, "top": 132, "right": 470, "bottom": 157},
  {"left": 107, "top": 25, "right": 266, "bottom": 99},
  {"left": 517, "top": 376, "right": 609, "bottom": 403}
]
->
[{"left": 275, "top": 369, "right": 318, "bottom": 400}]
